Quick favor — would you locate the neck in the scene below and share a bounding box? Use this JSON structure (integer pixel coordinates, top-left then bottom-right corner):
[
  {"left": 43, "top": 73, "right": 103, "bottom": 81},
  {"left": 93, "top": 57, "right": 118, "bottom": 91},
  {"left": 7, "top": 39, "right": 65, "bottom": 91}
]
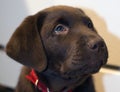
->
[{"left": 37, "top": 69, "right": 88, "bottom": 92}]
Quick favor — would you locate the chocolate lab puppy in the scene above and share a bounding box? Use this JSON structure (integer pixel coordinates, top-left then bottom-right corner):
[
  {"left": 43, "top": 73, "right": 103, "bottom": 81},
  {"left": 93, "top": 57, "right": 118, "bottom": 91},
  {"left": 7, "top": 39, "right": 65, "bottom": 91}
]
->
[{"left": 6, "top": 6, "right": 108, "bottom": 92}]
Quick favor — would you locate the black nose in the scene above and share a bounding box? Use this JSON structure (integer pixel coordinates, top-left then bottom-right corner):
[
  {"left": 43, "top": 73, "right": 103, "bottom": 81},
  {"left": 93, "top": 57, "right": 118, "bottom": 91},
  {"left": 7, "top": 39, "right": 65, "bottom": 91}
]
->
[{"left": 87, "top": 39, "right": 105, "bottom": 51}]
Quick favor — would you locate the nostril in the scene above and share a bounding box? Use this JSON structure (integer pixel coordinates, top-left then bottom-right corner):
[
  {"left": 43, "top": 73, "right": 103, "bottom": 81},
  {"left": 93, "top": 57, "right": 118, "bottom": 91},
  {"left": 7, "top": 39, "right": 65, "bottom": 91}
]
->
[
  {"left": 87, "top": 41, "right": 105, "bottom": 50},
  {"left": 91, "top": 44, "right": 98, "bottom": 50},
  {"left": 101, "top": 42, "right": 105, "bottom": 48},
  {"left": 87, "top": 42, "right": 98, "bottom": 50}
]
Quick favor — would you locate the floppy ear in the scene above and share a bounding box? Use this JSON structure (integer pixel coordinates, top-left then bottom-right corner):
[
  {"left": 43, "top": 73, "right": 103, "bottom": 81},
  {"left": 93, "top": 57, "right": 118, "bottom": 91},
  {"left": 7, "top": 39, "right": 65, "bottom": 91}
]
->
[{"left": 6, "top": 12, "right": 47, "bottom": 72}]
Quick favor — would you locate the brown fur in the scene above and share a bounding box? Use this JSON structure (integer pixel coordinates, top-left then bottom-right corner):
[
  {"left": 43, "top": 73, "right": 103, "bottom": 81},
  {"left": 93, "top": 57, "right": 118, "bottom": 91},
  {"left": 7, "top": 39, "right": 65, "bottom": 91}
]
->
[{"left": 6, "top": 6, "right": 108, "bottom": 92}]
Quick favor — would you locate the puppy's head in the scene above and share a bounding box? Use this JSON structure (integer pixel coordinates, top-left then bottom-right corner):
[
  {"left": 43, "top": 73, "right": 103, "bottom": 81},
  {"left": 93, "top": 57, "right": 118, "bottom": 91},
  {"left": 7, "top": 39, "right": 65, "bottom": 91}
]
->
[{"left": 6, "top": 6, "right": 108, "bottom": 79}]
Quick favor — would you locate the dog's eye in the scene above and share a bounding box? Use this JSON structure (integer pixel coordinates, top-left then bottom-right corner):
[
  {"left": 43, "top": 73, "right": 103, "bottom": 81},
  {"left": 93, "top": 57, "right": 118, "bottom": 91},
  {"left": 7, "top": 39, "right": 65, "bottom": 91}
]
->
[
  {"left": 83, "top": 17, "right": 93, "bottom": 29},
  {"left": 87, "top": 20, "right": 93, "bottom": 28},
  {"left": 54, "top": 24, "right": 69, "bottom": 35}
]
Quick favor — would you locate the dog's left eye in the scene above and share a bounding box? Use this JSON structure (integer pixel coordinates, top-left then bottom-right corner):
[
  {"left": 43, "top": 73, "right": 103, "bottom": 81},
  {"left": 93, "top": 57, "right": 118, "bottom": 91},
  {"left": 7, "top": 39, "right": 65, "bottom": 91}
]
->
[
  {"left": 83, "top": 17, "right": 93, "bottom": 29},
  {"left": 54, "top": 24, "right": 69, "bottom": 35},
  {"left": 87, "top": 20, "right": 93, "bottom": 28}
]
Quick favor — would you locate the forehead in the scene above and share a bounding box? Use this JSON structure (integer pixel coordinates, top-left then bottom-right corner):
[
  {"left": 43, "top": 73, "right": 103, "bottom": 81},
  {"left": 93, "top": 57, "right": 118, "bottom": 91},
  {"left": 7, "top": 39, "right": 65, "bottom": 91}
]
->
[
  {"left": 43, "top": 6, "right": 87, "bottom": 22},
  {"left": 44, "top": 6, "right": 85, "bottom": 14}
]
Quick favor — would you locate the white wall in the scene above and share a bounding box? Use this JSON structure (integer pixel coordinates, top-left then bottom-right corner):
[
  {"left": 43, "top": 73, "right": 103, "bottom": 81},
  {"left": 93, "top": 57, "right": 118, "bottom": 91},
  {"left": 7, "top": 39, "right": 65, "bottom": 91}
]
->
[
  {"left": 0, "top": 0, "right": 28, "bottom": 88},
  {"left": 0, "top": 0, "right": 120, "bottom": 92},
  {"left": 25, "top": 0, "right": 120, "bottom": 38}
]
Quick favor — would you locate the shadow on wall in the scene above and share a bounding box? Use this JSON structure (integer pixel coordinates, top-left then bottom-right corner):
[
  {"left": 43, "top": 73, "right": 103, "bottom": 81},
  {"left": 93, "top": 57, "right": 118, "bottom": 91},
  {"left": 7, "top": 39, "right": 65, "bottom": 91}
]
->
[
  {"left": 83, "top": 8, "right": 120, "bottom": 66},
  {"left": 82, "top": 8, "right": 120, "bottom": 92}
]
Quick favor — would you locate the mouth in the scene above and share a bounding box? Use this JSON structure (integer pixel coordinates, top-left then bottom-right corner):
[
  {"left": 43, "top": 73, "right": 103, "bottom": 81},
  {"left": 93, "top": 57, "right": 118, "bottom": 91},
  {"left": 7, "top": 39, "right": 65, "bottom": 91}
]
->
[
  {"left": 59, "top": 58, "right": 106, "bottom": 80},
  {"left": 61, "top": 71, "right": 89, "bottom": 81}
]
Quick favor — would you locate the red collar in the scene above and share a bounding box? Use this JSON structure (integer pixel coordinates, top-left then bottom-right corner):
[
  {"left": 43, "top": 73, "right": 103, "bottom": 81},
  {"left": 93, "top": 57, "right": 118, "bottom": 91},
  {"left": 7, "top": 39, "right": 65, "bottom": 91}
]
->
[
  {"left": 26, "top": 69, "right": 49, "bottom": 92},
  {"left": 26, "top": 69, "right": 72, "bottom": 92}
]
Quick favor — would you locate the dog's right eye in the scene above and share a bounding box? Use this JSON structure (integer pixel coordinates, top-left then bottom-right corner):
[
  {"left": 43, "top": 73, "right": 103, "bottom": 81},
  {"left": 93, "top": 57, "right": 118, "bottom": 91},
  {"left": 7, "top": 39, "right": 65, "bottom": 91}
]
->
[{"left": 54, "top": 24, "right": 69, "bottom": 35}]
